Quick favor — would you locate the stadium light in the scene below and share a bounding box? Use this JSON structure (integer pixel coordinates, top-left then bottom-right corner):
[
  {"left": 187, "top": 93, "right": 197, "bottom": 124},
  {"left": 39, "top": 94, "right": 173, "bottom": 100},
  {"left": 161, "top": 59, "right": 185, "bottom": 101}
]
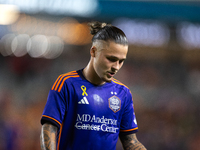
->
[
  {"left": 0, "top": 4, "right": 19, "bottom": 25},
  {"left": 113, "top": 18, "right": 170, "bottom": 47},
  {"left": 177, "top": 22, "right": 200, "bottom": 49}
]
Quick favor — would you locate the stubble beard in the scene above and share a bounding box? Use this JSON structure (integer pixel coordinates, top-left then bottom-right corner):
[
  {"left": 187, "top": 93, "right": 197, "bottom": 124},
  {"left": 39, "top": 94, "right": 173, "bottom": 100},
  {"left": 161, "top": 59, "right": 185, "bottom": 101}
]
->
[{"left": 102, "top": 73, "right": 113, "bottom": 83}]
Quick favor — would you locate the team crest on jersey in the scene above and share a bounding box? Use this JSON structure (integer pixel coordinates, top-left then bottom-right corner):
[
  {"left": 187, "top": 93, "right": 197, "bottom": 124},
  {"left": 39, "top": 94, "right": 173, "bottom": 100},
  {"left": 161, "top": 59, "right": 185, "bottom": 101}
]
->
[{"left": 108, "top": 96, "right": 121, "bottom": 113}]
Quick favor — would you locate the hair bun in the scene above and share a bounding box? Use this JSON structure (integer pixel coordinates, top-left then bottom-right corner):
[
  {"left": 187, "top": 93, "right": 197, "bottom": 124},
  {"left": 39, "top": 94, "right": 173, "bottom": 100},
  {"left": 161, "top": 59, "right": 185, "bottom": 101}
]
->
[
  {"left": 88, "top": 21, "right": 109, "bottom": 35},
  {"left": 101, "top": 23, "right": 107, "bottom": 28}
]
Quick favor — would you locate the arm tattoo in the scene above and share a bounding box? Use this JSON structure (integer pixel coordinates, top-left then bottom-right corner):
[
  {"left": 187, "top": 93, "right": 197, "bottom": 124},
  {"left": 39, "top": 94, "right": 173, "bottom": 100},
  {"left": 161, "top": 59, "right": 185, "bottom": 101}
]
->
[
  {"left": 119, "top": 133, "right": 147, "bottom": 150},
  {"left": 40, "top": 123, "right": 57, "bottom": 150}
]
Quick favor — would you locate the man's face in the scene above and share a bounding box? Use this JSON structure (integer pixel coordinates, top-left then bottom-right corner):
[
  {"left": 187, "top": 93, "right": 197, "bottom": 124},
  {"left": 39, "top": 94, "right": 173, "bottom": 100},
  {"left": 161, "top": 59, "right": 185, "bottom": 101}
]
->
[{"left": 92, "top": 41, "right": 128, "bottom": 84}]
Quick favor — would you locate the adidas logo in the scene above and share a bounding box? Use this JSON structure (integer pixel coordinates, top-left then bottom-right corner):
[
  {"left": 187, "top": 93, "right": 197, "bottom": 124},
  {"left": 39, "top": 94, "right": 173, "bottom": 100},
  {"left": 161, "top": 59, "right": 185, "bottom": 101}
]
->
[{"left": 78, "top": 97, "right": 89, "bottom": 104}]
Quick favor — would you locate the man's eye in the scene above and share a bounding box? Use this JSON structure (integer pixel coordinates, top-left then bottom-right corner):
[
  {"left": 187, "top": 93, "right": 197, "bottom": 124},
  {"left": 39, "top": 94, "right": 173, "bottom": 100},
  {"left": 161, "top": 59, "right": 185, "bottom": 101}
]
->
[
  {"left": 108, "top": 58, "right": 116, "bottom": 62},
  {"left": 119, "top": 60, "right": 124, "bottom": 64}
]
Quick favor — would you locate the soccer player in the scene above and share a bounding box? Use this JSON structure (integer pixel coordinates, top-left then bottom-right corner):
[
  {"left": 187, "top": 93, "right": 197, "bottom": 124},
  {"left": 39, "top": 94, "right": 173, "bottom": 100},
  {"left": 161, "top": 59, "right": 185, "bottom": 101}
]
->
[{"left": 40, "top": 21, "right": 147, "bottom": 150}]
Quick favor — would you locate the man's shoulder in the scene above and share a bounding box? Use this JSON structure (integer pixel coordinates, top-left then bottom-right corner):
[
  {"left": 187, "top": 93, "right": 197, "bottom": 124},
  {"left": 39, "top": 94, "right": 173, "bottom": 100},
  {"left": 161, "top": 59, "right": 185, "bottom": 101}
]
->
[
  {"left": 57, "top": 70, "right": 81, "bottom": 82},
  {"left": 51, "top": 70, "right": 81, "bottom": 92},
  {"left": 111, "top": 78, "right": 129, "bottom": 91}
]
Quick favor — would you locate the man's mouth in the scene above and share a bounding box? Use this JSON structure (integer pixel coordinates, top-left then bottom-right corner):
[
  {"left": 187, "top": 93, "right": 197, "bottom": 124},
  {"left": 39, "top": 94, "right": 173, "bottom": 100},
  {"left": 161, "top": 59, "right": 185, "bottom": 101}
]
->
[{"left": 107, "top": 72, "right": 115, "bottom": 77}]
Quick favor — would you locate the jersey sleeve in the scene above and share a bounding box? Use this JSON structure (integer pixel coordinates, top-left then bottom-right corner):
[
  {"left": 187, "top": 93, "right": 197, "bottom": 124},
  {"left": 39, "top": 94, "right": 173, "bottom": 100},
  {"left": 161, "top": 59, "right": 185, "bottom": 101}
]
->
[
  {"left": 120, "top": 89, "right": 138, "bottom": 135},
  {"left": 40, "top": 77, "right": 68, "bottom": 128}
]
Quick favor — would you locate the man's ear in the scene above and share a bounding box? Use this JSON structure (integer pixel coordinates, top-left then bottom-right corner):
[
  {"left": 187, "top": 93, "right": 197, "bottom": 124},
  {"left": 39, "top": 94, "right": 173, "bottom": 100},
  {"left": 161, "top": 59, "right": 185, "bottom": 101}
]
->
[{"left": 90, "top": 46, "right": 97, "bottom": 57}]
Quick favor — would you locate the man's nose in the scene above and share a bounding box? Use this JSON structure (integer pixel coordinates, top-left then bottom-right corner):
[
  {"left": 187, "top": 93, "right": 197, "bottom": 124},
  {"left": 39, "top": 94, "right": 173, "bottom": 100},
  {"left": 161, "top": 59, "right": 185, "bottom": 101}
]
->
[{"left": 112, "top": 61, "right": 120, "bottom": 71}]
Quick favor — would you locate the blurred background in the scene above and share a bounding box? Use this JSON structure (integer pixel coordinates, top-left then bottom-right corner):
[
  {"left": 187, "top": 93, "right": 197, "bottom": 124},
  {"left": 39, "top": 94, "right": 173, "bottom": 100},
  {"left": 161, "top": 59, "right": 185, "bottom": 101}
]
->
[{"left": 0, "top": 0, "right": 200, "bottom": 150}]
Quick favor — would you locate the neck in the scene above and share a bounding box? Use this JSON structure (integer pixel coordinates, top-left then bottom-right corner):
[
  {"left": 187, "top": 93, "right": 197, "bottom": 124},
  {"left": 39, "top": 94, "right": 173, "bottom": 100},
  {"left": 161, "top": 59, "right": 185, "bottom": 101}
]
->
[{"left": 83, "top": 61, "right": 105, "bottom": 85}]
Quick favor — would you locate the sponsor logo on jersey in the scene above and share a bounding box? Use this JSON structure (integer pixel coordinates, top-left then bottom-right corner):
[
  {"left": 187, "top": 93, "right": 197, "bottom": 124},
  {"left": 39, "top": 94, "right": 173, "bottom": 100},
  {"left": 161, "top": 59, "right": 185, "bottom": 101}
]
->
[
  {"left": 74, "top": 114, "right": 119, "bottom": 133},
  {"left": 78, "top": 97, "right": 89, "bottom": 104},
  {"left": 108, "top": 95, "right": 121, "bottom": 113}
]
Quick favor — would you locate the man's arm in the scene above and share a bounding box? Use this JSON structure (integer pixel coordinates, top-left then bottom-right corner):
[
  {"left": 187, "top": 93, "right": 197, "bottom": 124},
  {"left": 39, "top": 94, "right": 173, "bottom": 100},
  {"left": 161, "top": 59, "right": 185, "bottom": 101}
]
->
[
  {"left": 119, "top": 133, "right": 147, "bottom": 150},
  {"left": 40, "top": 123, "right": 58, "bottom": 150}
]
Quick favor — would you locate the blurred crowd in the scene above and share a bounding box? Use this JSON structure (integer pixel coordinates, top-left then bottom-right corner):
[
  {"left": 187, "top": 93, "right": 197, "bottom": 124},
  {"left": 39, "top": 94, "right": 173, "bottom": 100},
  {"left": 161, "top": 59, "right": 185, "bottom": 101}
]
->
[{"left": 0, "top": 46, "right": 200, "bottom": 150}]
